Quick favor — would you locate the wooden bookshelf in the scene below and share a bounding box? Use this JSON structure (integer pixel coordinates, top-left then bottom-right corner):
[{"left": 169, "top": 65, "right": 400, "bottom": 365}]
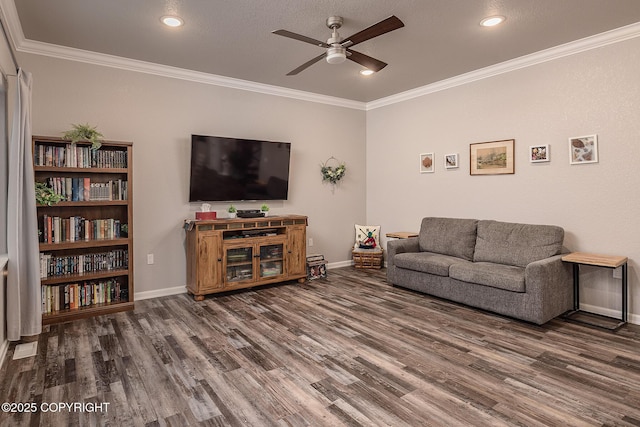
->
[{"left": 33, "top": 136, "right": 134, "bottom": 324}]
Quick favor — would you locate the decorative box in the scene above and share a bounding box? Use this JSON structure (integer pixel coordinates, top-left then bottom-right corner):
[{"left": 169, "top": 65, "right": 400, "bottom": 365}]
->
[
  {"left": 352, "top": 248, "right": 384, "bottom": 269},
  {"left": 306, "top": 254, "right": 327, "bottom": 280},
  {"left": 196, "top": 211, "right": 217, "bottom": 220}
]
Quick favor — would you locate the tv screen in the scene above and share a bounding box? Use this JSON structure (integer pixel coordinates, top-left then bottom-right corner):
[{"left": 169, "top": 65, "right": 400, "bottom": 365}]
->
[{"left": 189, "top": 135, "right": 291, "bottom": 202}]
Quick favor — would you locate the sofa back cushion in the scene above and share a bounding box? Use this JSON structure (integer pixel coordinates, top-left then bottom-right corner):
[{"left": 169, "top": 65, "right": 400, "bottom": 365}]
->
[
  {"left": 473, "top": 220, "right": 564, "bottom": 267},
  {"left": 419, "top": 217, "right": 478, "bottom": 261}
]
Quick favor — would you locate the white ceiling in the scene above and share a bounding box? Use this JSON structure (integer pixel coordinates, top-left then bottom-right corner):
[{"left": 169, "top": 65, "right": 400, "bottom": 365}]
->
[{"left": 6, "top": 0, "right": 640, "bottom": 103}]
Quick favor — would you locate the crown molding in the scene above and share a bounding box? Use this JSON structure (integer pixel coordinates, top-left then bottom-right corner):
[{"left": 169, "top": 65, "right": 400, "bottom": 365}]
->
[
  {"left": 366, "top": 21, "right": 640, "bottom": 110},
  {"left": 16, "top": 39, "right": 367, "bottom": 110},
  {"left": 0, "top": 0, "right": 365, "bottom": 110},
  {"left": 2, "top": 0, "right": 638, "bottom": 112}
]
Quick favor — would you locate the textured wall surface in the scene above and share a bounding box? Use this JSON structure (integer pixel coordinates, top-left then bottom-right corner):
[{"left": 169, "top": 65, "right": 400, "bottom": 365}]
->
[
  {"left": 20, "top": 53, "right": 367, "bottom": 295},
  {"left": 367, "top": 37, "right": 640, "bottom": 323}
]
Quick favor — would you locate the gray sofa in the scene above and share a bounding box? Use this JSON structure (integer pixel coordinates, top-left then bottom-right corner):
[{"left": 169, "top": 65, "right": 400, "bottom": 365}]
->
[{"left": 386, "top": 217, "right": 573, "bottom": 325}]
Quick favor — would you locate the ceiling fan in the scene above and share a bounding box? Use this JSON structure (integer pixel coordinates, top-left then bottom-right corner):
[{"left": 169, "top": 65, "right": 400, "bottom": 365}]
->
[{"left": 272, "top": 15, "right": 404, "bottom": 75}]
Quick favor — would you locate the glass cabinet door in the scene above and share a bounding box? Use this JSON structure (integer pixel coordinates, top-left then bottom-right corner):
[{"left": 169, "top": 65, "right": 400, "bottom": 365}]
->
[
  {"left": 226, "top": 247, "right": 253, "bottom": 282},
  {"left": 259, "top": 244, "right": 284, "bottom": 278}
]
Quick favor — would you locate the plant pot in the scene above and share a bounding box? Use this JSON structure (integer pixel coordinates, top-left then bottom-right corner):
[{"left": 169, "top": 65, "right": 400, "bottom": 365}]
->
[
  {"left": 228, "top": 212, "right": 237, "bottom": 218},
  {"left": 261, "top": 211, "right": 269, "bottom": 217}
]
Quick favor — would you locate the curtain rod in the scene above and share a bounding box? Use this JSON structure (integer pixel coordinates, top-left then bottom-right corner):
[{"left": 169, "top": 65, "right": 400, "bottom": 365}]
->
[{"left": 0, "top": 17, "right": 19, "bottom": 73}]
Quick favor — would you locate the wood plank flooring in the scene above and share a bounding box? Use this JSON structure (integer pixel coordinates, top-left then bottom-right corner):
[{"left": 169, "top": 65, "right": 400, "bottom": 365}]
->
[{"left": 1, "top": 266, "right": 640, "bottom": 426}]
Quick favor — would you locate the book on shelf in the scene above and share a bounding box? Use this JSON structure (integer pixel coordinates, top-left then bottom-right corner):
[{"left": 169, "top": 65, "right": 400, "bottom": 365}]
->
[
  {"left": 35, "top": 142, "right": 129, "bottom": 169},
  {"left": 40, "top": 248, "right": 128, "bottom": 279},
  {"left": 40, "top": 216, "right": 124, "bottom": 243},
  {"left": 43, "top": 176, "right": 128, "bottom": 202},
  {"left": 41, "top": 278, "right": 128, "bottom": 313}
]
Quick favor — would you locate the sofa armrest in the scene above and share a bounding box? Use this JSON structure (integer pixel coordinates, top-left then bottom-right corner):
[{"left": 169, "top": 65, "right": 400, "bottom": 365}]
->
[
  {"left": 525, "top": 254, "right": 573, "bottom": 317},
  {"left": 387, "top": 237, "right": 420, "bottom": 267}
]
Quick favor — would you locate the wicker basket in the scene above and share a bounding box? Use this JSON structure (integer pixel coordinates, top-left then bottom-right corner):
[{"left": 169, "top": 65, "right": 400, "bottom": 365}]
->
[{"left": 352, "top": 248, "right": 384, "bottom": 269}]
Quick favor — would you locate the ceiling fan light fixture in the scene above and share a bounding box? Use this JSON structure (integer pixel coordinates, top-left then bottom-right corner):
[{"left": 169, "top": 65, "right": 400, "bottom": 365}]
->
[
  {"left": 326, "top": 46, "right": 346, "bottom": 64},
  {"left": 360, "top": 69, "right": 374, "bottom": 76},
  {"left": 480, "top": 15, "right": 505, "bottom": 27},
  {"left": 161, "top": 15, "right": 184, "bottom": 27}
]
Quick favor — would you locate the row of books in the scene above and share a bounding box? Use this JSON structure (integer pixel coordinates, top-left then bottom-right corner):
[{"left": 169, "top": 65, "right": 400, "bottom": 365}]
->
[
  {"left": 45, "top": 177, "right": 128, "bottom": 202},
  {"left": 34, "top": 143, "right": 128, "bottom": 169},
  {"left": 40, "top": 249, "right": 128, "bottom": 279},
  {"left": 41, "top": 279, "right": 129, "bottom": 313},
  {"left": 41, "top": 215, "right": 125, "bottom": 243}
]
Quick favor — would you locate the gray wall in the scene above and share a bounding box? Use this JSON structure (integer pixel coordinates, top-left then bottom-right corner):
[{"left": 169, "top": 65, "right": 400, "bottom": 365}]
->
[
  {"left": 19, "top": 53, "right": 367, "bottom": 297},
  {"left": 16, "top": 34, "right": 640, "bottom": 324},
  {"left": 367, "top": 37, "right": 640, "bottom": 323}
]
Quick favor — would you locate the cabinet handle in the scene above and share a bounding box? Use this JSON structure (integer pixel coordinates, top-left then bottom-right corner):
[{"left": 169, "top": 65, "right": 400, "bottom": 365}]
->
[{"left": 217, "top": 258, "right": 222, "bottom": 262}]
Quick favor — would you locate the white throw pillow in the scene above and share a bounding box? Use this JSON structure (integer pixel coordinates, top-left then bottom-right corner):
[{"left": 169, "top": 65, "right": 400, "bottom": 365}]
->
[{"left": 354, "top": 224, "right": 381, "bottom": 249}]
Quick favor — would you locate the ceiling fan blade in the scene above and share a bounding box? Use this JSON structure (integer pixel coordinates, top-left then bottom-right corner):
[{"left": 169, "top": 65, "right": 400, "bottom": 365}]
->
[
  {"left": 272, "top": 29, "right": 330, "bottom": 48},
  {"left": 341, "top": 15, "right": 404, "bottom": 48},
  {"left": 347, "top": 50, "right": 387, "bottom": 72},
  {"left": 286, "top": 52, "right": 327, "bottom": 75}
]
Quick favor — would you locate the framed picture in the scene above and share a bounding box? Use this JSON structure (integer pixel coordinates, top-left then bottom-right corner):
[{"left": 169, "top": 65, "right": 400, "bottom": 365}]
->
[
  {"left": 444, "top": 153, "right": 459, "bottom": 169},
  {"left": 470, "top": 139, "right": 515, "bottom": 175},
  {"left": 530, "top": 145, "right": 549, "bottom": 163},
  {"left": 419, "top": 153, "right": 434, "bottom": 173},
  {"left": 569, "top": 135, "right": 598, "bottom": 164}
]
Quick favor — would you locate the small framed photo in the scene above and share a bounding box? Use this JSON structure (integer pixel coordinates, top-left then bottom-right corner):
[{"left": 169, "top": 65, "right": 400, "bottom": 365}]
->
[
  {"left": 569, "top": 135, "right": 598, "bottom": 164},
  {"left": 529, "top": 145, "right": 549, "bottom": 163},
  {"left": 444, "top": 153, "right": 459, "bottom": 169},
  {"left": 419, "top": 153, "right": 434, "bottom": 173},
  {"left": 470, "top": 139, "right": 515, "bottom": 175}
]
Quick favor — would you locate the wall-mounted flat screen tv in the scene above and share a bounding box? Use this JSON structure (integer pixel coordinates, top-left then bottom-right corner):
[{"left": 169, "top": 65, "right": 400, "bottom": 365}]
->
[{"left": 189, "top": 134, "right": 291, "bottom": 202}]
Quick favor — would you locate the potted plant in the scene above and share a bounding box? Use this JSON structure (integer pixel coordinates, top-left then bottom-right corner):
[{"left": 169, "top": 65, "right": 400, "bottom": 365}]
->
[
  {"left": 62, "top": 123, "right": 104, "bottom": 150},
  {"left": 35, "top": 182, "right": 64, "bottom": 206},
  {"left": 260, "top": 203, "right": 270, "bottom": 217},
  {"left": 228, "top": 204, "right": 237, "bottom": 218}
]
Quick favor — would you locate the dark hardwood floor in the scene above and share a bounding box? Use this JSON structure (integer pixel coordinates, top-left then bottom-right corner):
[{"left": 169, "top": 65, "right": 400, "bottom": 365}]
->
[{"left": 1, "top": 267, "right": 640, "bottom": 426}]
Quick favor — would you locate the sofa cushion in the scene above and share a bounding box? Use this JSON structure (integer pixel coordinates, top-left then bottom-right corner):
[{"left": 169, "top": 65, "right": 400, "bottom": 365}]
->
[
  {"left": 419, "top": 217, "right": 478, "bottom": 261},
  {"left": 473, "top": 220, "right": 564, "bottom": 268},
  {"left": 394, "top": 252, "right": 466, "bottom": 277},
  {"left": 449, "top": 262, "right": 526, "bottom": 292}
]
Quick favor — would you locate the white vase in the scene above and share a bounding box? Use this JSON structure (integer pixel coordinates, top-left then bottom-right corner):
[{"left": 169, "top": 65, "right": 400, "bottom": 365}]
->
[
  {"left": 228, "top": 212, "right": 237, "bottom": 218},
  {"left": 262, "top": 211, "right": 269, "bottom": 217}
]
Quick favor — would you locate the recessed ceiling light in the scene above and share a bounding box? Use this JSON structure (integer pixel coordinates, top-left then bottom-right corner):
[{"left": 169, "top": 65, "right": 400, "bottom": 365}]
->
[
  {"left": 480, "top": 15, "right": 505, "bottom": 27},
  {"left": 360, "top": 69, "right": 374, "bottom": 76},
  {"left": 161, "top": 15, "right": 184, "bottom": 27}
]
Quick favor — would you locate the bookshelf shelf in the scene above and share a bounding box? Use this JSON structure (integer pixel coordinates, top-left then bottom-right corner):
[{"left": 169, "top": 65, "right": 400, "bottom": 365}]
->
[
  {"left": 41, "top": 268, "right": 130, "bottom": 285},
  {"left": 42, "top": 301, "right": 135, "bottom": 325},
  {"left": 34, "top": 135, "right": 134, "bottom": 324},
  {"left": 34, "top": 166, "right": 128, "bottom": 174}
]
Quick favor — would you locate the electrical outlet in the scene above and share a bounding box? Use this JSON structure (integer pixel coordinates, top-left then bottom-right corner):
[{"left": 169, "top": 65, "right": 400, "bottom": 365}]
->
[
  {"left": 147, "top": 253, "right": 154, "bottom": 265},
  {"left": 613, "top": 267, "right": 622, "bottom": 279},
  {"left": 308, "top": 238, "right": 314, "bottom": 247}
]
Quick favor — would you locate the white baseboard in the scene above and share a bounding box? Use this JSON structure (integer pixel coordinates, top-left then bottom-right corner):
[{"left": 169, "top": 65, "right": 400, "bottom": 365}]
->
[
  {"left": 132, "top": 260, "right": 352, "bottom": 301},
  {"left": 135, "top": 285, "right": 187, "bottom": 301},
  {"left": 327, "top": 260, "right": 354, "bottom": 269},
  {"left": 580, "top": 303, "right": 639, "bottom": 326},
  {"left": 131, "top": 267, "right": 639, "bottom": 326}
]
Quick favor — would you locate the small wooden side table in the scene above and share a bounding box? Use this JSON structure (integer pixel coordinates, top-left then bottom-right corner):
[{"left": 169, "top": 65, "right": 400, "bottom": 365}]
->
[
  {"left": 561, "top": 252, "right": 628, "bottom": 330},
  {"left": 386, "top": 232, "right": 418, "bottom": 239}
]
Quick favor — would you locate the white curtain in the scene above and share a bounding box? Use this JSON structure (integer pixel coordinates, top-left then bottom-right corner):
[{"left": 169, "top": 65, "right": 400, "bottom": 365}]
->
[{"left": 7, "top": 68, "right": 41, "bottom": 340}]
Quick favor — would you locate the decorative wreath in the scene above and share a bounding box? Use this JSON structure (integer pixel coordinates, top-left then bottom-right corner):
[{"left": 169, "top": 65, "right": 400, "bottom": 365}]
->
[{"left": 321, "top": 156, "right": 346, "bottom": 184}]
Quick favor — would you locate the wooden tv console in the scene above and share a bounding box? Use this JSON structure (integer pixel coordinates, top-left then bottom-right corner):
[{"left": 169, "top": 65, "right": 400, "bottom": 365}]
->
[{"left": 185, "top": 215, "right": 307, "bottom": 300}]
